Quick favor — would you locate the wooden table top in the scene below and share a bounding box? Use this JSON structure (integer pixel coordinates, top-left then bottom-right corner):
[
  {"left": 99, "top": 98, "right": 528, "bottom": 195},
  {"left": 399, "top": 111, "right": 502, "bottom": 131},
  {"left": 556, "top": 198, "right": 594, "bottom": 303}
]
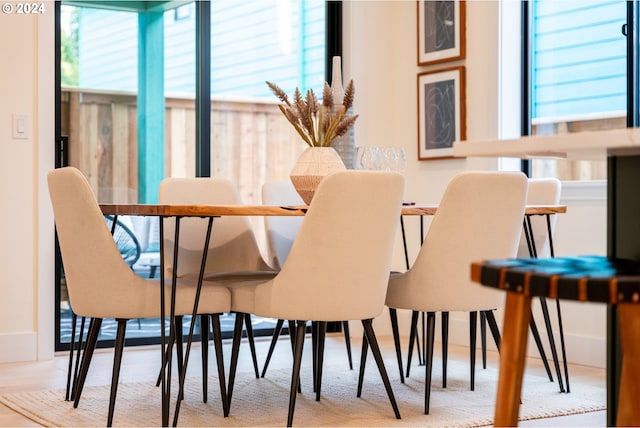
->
[
  {"left": 99, "top": 203, "right": 566, "bottom": 217},
  {"left": 471, "top": 255, "right": 640, "bottom": 304}
]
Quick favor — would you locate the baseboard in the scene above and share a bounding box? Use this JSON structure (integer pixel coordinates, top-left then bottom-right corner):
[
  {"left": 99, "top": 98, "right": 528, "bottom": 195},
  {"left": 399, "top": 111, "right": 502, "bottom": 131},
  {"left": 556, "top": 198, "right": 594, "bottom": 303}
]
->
[
  {"left": 558, "top": 333, "right": 606, "bottom": 368},
  {"left": 0, "top": 332, "right": 37, "bottom": 363},
  {"left": 368, "top": 309, "right": 606, "bottom": 369},
  {"left": 444, "top": 316, "right": 606, "bottom": 369}
]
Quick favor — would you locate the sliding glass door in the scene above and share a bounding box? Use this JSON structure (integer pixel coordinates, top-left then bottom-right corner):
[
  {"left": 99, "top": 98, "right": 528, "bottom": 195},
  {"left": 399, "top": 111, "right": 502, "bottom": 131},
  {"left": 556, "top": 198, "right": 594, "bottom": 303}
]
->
[
  {"left": 55, "top": 0, "right": 199, "bottom": 349},
  {"left": 55, "top": 0, "right": 336, "bottom": 351}
]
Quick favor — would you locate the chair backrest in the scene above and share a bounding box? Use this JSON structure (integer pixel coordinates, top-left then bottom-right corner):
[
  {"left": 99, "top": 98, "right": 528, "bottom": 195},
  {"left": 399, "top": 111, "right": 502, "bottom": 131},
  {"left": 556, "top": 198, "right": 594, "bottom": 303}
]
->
[
  {"left": 159, "top": 177, "right": 272, "bottom": 277},
  {"left": 261, "top": 180, "right": 304, "bottom": 269},
  {"left": 47, "top": 167, "right": 144, "bottom": 316},
  {"left": 517, "top": 178, "right": 561, "bottom": 258},
  {"left": 255, "top": 171, "right": 405, "bottom": 321},
  {"left": 400, "top": 171, "right": 528, "bottom": 312}
]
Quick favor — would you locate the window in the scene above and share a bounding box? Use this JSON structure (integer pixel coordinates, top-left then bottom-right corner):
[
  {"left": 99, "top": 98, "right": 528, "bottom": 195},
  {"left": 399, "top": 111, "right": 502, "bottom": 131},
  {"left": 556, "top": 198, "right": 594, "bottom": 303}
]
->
[
  {"left": 211, "top": 1, "right": 326, "bottom": 98},
  {"left": 526, "top": 0, "right": 627, "bottom": 180}
]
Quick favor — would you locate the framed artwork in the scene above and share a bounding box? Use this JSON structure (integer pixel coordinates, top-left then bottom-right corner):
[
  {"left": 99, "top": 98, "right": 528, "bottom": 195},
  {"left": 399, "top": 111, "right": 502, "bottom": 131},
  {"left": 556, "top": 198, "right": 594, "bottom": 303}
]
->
[
  {"left": 417, "top": 66, "right": 466, "bottom": 160},
  {"left": 417, "top": 0, "right": 466, "bottom": 66}
]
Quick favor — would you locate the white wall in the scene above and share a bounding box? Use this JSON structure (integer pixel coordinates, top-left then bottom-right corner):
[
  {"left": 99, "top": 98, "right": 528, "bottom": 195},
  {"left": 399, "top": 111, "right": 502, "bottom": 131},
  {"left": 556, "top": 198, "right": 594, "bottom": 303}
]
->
[
  {"left": 0, "top": 7, "right": 35, "bottom": 362},
  {"left": 0, "top": 4, "right": 55, "bottom": 363},
  {"left": 0, "top": 1, "right": 606, "bottom": 368},
  {"left": 37, "top": 6, "right": 56, "bottom": 362},
  {"left": 343, "top": 0, "right": 607, "bottom": 368}
]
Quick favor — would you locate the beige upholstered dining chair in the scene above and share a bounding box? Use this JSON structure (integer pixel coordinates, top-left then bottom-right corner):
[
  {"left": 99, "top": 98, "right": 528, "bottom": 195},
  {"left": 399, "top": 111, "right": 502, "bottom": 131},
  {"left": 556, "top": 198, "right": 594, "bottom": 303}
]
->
[
  {"left": 408, "top": 177, "right": 565, "bottom": 395},
  {"left": 211, "top": 170, "right": 405, "bottom": 426},
  {"left": 516, "top": 177, "right": 568, "bottom": 391},
  {"left": 367, "top": 171, "right": 528, "bottom": 415},
  {"left": 47, "top": 167, "right": 231, "bottom": 426},
  {"left": 518, "top": 178, "right": 561, "bottom": 258},
  {"left": 159, "top": 177, "right": 274, "bottom": 276},
  {"left": 260, "top": 180, "right": 354, "bottom": 377},
  {"left": 158, "top": 177, "right": 276, "bottom": 396},
  {"left": 65, "top": 215, "right": 142, "bottom": 401},
  {"left": 261, "top": 180, "right": 305, "bottom": 270},
  {"left": 474, "top": 177, "right": 564, "bottom": 391}
]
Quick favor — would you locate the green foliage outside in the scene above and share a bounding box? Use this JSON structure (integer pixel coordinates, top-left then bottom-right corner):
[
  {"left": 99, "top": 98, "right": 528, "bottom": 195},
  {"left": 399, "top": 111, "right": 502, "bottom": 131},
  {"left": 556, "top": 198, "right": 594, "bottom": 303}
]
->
[{"left": 61, "top": 7, "right": 79, "bottom": 87}]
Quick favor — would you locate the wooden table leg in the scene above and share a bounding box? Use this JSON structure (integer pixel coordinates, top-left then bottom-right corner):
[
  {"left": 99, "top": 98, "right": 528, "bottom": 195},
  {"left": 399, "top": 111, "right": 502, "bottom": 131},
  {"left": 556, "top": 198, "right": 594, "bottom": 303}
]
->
[
  {"left": 494, "top": 291, "right": 532, "bottom": 427},
  {"left": 616, "top": 303, "right": 640, "bottom": 426}
]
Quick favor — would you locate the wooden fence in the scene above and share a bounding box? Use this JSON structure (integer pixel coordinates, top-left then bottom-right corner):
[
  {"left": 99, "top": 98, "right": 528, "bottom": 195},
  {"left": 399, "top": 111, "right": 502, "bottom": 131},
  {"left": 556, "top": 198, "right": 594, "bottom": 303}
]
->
[{"left": 61, "top": 88, "right": 305, "bottom": 205}]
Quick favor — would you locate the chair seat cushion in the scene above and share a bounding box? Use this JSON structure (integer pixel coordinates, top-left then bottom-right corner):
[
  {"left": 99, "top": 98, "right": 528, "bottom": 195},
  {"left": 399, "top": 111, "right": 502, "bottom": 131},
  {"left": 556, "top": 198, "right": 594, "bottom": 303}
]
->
[{"left": 201, "top": 272, "right": 279, "bottom": 314}]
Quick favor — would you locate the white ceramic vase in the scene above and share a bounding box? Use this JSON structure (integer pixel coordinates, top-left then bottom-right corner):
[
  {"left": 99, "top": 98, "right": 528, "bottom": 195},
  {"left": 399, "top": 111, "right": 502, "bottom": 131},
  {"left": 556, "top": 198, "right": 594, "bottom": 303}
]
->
[{"left": 290, "top": 146, "right": 346, "bottom": 204}]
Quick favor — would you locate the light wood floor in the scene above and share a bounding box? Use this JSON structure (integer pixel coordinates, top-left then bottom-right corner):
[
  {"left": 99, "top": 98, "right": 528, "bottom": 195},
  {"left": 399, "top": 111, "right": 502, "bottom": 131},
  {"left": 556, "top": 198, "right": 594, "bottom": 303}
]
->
[{"left": 0, "top": 334, "right": 606, "bottom": 427}]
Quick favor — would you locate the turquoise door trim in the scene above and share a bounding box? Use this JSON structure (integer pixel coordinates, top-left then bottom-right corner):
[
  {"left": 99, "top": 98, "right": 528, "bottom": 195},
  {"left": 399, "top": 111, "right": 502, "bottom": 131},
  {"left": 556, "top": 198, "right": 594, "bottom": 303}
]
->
[
  {"left": 65, "top": 1, "right": 191, "bottom": 13},
  {"left": 137, "top": 9, "right": 165, "bottom": 204}
]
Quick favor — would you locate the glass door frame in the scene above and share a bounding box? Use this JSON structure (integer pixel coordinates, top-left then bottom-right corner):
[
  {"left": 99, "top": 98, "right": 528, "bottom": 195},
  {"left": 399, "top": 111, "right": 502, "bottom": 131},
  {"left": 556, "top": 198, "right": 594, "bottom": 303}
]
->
[
  {"left": 55, "top": 0, "right": 343, "bottom": 351},
  {"left": 54, "top": 0, "right": 207, "bottom": 351}
]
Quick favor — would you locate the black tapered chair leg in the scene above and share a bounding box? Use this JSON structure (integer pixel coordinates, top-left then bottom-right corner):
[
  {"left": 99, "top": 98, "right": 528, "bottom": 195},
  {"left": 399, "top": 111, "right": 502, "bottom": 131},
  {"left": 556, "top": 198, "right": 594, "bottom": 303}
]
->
[
  {"left": 287, "top": 320, "right": 301, "bottom": 393},
  {"left": 406, "top": 310, "right": 419, "bottom": 378},
  {"left": 361, "top": 319, "right": 401, "bottom": 419},
  {"left": 555, "top": 298, "right": 571, "bottom": 392},
  {"left": 71, "top": 316, "right": 89, "bottom": 401},
  {"left": 424, "top": 312, "right": 435, "bottom": 415},
  {"left": 311, "top": 321, "right": 318, "bottom": 393},
  {"left": 441, "top": 311, "right": 449, "bottom": 388},
  {"left": 287, "top": 321, "right": 307, "bottom": 427},
  {"left": 480, "top": 311, "right": 487, "bottom": 369},
  {"left": 175, "top": 315, "right": 184, "bottom": 380},
  {"left": 66, "top": 312, "right": 79, "bottom": 401},
  {"left": 156, "top": 330, "right": 175, "bottom": 387},
  {"left": 107, "top": 319, "right": 127, "bottom": 427},
  {"left": 261, "top": 319, "right": 284, "bottom": 377},
  {"left": 73, "top": 317, "right": 102, "bottom": 409},
  {"left": 484, "top": 310, "right": 502, "bottom": 350},
  {"left": 341, "top": 320, "right": 353, "bottom": 370},
  {"left": 469, "top": 311, "right": 477, "bottom": 391},
  {"left": 420, "top": 312, "right": 426, "bottom": 366},
  {"left": 226, "top": 313, "right": 245, "bottom": 417},
  {"left": 287, "top": 320, "right": 297, "bottom": 354},
  {"left": 173, "top": 315, "right": 186, "bottom": 402},
  {"left": 539, "top": 297, "right": 565, "bottom": 392},
  {"left": 200, "top": 315, "right": 209, "bottom": 403},
  {"left": 211, "top": 314, "right": 228, "bottom": 416},
  {"left": 356, "top": 331, "right": 368, "bottom": 398},
  {"left": 484, "top": 310, "right": 503, "bottom": 379},
  {"left": 388, "top": 308, "right": 405, "bottom": 383},
  {"left": 244, "top": 313, "right": 260, "bottom": 379},
  {"left": 154, "top": 315, "right": 185, "bottom": 392},
  {"left": 315, "top": 321, "right": 326, "bottom": 401},
  {"left": 155, "top": 316, "right": 183, "bottom": 391},
  {"left": 530, "top": 315, "right": 554, "bottom": 381},
  {"left": 68, "top": 314, "right": 87, "bottom": 402},
  {"left": 74, "top": 316, "right": 88, "bottom": 381}
]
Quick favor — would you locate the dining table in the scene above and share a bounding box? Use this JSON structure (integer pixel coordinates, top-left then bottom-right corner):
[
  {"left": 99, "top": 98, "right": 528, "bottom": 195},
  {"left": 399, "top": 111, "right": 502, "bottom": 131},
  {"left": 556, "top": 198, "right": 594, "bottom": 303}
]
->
[{"left": 99, "top": 201, "right": 567, "bottom": 426}]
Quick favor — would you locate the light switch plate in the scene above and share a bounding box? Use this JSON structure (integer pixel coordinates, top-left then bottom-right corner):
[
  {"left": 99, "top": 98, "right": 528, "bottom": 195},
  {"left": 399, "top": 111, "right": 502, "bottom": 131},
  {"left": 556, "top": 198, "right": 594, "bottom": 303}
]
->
[{"left": 12, "top": 114, "right": 30, "bottom": 140}]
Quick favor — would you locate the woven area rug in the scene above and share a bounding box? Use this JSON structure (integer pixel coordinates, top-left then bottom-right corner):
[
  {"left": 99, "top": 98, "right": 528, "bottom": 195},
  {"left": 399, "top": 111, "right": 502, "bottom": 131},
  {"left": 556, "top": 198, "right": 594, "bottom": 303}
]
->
[{"left": 0, "top": 356, "right": 605, "bottom": 427}]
